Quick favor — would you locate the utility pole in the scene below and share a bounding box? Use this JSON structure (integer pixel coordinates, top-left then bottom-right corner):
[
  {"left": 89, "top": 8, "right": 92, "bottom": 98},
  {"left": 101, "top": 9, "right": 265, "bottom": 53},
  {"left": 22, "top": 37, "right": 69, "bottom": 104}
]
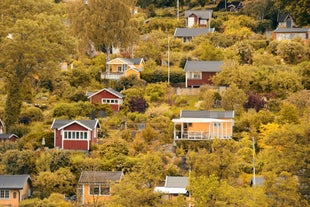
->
[
  {"left": 168, "top": 35, "right": 170, "bottom": 85},
  {"left": 177, "top": 0, "right": 179, "bottom": 21},
  {"left": 252, "top": 136, "right": 256, "bottom": 186}
]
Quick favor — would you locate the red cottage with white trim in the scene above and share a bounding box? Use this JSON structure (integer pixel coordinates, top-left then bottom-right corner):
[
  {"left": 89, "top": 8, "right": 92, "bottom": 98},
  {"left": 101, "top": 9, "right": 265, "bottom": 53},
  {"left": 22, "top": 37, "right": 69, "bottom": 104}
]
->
[
  {"left": 87, "top": 88, "right": 125, "bottom": 112},
  {"left": 51, "top": 119, "right": 100, "bottom": 151}
]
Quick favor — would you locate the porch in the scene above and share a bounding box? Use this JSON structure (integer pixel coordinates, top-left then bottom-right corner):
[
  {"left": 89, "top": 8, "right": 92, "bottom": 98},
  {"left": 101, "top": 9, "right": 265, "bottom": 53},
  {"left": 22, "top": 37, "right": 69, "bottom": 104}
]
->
[
  {"left": 172, "top": 117, "right": 233, "bottom": 141},
  {"left": 101, "top": 72, "right": 125, "bottom": 80}
]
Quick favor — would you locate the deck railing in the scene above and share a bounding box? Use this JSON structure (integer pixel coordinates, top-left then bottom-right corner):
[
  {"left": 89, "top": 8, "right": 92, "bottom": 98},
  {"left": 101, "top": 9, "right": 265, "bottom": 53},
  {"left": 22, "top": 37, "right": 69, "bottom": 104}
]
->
[
  {"left": 101, "top": 72, "right": 125, "bottom": 80},
  {"left": 174, "top": 130, "right": 232, "bottom": 140}
]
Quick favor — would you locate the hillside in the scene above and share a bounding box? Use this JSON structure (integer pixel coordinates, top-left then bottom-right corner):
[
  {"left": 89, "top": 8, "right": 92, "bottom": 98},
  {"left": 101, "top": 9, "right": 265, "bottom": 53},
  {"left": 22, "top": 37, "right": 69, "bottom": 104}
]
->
[{"left": 0, "top": 0, "right": 309, "bottom": 206}]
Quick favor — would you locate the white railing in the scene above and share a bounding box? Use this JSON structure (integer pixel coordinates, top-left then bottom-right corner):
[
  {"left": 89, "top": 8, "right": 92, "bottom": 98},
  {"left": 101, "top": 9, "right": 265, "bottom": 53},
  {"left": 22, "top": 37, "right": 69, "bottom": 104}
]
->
[
  {"left": 174, "top": 130, "right": 232, "bottom": 140},
  {"left": 101, "top": 72, "right": 125, "bottom": 80}
]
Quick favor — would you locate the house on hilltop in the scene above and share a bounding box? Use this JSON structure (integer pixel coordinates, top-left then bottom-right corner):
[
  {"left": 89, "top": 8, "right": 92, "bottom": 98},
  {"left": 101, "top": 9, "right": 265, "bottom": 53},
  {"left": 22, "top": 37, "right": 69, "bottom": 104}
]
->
[
  {"left": 0, "top": 175, "right": 32, "bottom": 207},
  {"left": 183, "top": 60, "right": 223, "bottom": 88},
  {"left": 78, "top": 171, "right": 123, "bottom": 205},
  {"left": 277, "top": 13, "right": 295, "bottom": 28},
  {"left": 87, "top": 88, "right": 125, "bottom": 112},
  {"left": 51, "top": 119, "right": 100, "bottom": 151},
  {"left": 172, "top": 110, "right": 234, "bottom": 140},
  {"left": 185, "top": 10, "right": 213, "bottom": 28},
  {"left": 101, "top": 58, "right": 144, "bottom": 80}
]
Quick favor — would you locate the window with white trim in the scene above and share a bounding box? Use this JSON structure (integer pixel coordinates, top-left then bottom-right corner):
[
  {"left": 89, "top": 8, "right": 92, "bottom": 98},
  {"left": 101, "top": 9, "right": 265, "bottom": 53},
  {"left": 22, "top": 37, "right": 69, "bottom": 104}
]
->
[
  {"left": 63, "top": 131, "right": 89, "bottom": 140},
  {"left": 0, "top": 190, "right": 9, "bottom": 199},
  {"left": 190, "top": 72, "right": 202, "bottom": 79},
  {"left": 89, "top": 185, "right": 110, "bottom": 196},
  {"left": 102, "top": 98, "right": 119, "bottom": 104}
]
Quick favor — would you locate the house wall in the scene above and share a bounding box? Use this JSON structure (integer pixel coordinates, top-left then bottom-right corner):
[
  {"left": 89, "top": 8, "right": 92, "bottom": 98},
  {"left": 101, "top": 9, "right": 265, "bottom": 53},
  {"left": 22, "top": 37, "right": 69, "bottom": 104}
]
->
[
  {"left": 125, "top": 69, "right": 140, "bottom": 79},
  {"left": 63, "top": 140, "right": 89, "bottom": 150},
  {"left": 187, "top": 72, "right": 216, "bottom": 87},
  {"left": 90, "top": 91, "right": 123, "bottom": 112},
  {"left": 55, "top": 123, "right": 97, "bottom": 150},
  {"left": 273, "top": 32, "right": 308, "bottom": 40},
  {"left": 82, "top": 184, "right": 113, "bottom": 205},
  {"left": 187, "top": 121, "right": 233, "bottom": 138},
  {"left": 0, "top": 181, "right": 31, "bottom": 207}
]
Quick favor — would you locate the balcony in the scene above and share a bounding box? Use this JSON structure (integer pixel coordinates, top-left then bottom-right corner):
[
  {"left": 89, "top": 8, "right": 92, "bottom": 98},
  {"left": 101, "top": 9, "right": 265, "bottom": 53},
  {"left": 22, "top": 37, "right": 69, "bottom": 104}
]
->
[
  {"left": 101, "top": 72, "right": 125, "bottom": 80},
  {"left": 174, "top": 130, "right": 232, "bottom": 140}
]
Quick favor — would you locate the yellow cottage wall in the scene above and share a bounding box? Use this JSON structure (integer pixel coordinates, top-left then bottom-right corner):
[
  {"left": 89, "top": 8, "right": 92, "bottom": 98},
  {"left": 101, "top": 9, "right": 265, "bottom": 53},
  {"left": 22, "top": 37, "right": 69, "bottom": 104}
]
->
[
  {"left": 82, "top": 184, "right": 112, "bottom": 205},
  {"left": 0, "top": 182, "right": 31, "bottom": 207}
]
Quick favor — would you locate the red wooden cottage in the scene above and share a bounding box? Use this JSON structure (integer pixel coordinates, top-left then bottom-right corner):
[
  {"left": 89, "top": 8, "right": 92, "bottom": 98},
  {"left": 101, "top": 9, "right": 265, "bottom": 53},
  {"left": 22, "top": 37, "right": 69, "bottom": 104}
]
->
[
  {"left": 87, "top": 88, "right": 125, "bottom": 112},
  {"left": 51, "top": 119, "right": 100, "bottom": 151},
  {"left": 184, "top": 60, "right": 223, "bottom": 88},
  {"left": 0, "top": 134, "right": 18, "bottom": 142}
]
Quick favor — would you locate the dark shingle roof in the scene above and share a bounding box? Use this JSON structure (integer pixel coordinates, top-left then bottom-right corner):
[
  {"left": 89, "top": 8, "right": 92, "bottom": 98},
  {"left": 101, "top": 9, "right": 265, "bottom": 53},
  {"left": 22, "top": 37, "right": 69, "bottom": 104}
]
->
[
  {"left": 0, "top": 175, "right": 31, "bottom": 189},
  {"left": 185, "top": 10, "right": 213, "bottom": 19},
  {"left": 0, "top": 134, "right": 18, "bottom": 139},
  {"left": 78, "top": 171, "right": 123, "bottom": 184},
  {"left": 277, "top": 13, "right": 290, "bottom": 22},
  {"left": 273, "top": 27, "right": 310, "bottom": 33},
  {"left": 165, "top": 176, "right": 188, "bottom": 188},
  {"left": 174, "top": 28, "right": 215, "bottom": 38},
  {"left": 181, "top": 110, "right": 234, "bottom": 119},
  {"left": 51, "top": 119, "right": 99, "bottom": 130},
  {"left": 183, "top": 61, "right": 223, "bottom": 72}
]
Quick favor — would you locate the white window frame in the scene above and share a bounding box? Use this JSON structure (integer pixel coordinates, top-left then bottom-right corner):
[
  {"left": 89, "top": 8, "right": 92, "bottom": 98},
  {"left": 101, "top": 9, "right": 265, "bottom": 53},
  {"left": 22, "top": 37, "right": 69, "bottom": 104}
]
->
[
  {"left": 102, "top": 98, "right": 119, "bottom": 104},
  {"left": 63, "top": 131, "right": 89, "bottom": 140},
  {"left": 0, "top": 190, "right": 10, "bottom": 199},
  {"left": 190, "top": 72, "right": 202, "bottom": 79},
  {"left": 89, "top": 185, "right": 110, "bottom": 196},
  {"left": 199, "top": 19, "right": 207, "bottom": 25}
]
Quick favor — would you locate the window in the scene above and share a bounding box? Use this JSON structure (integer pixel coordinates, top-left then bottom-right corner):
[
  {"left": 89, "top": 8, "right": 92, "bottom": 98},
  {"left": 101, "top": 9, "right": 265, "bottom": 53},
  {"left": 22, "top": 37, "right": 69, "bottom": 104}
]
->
[
  {"left": 90, "top": 185, "right": 100, "bottom": 195},
  {"left": 102, "top": 98, "right": 119, "bottom": 104},
  {"left": 63, "top": 131, "right": 89, "bottom": 140},
  {"left": 190, "top": 72, "right": 201, "bottom": 79},
  {"left": 0, "top": 190, "right": 9, "bottom": 199},
  {"left": 200, "top": 19, "right": 207, "bottom": 25},
  {"left": 90, "top": 185, "right": 110, "bottom": 196},
  {"left": 101, "top": 186, "right": 110, "bottom": 195},
  {"left": 13, "top": 192, "right": 17, "bottom": 199}
]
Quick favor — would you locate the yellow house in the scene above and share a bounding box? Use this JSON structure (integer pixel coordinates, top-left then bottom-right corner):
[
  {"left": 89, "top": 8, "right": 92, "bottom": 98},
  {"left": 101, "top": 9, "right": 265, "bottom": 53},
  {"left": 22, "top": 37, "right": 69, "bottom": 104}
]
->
[
  {"left": 0, "top": 175, "right": 32, "bottom": 207},
  {"left": 172, "top": 110, "right": 234, "bottom": 140},
  {"left": 102, "top": 58, "right": 144, "bottom": 80},
  {"left": 78, "top": 171, "right": 123, "bottom": 205}
]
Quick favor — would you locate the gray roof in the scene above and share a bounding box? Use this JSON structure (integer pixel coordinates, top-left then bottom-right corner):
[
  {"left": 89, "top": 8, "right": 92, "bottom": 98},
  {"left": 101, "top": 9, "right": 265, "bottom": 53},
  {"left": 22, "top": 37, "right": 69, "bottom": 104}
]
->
[
  {"left": 277, "top": 13, "right": 291, "bottom": 22},
  {"left": 78, "top": 171, "right": 123, "bottom": 184},
  {"left": 184, "top": 61, "right": 223, "bottom": 72},
  {"left": 0, "top": 175, "right": 31, "bottom": 189},
  {"left": 0, "top": 134, "right": 18, "bottom": 139},
  {"left": 174, "top": 28, "right": 215, "bottom": 38},
  {"left": 118, "top": 58, "right": 143, "bottom": 65},
  {"left": 165, "top": 176, "right": 188, "bottom": 188},
  {"left": 51, "top": 119, "right": 100, "bottom": 130},
  {"left": 273, "top": 27, "right": 310, "bottom": 33},
  {"left": 87, "top": 88, "right": 124, "bottom": 99},
  {"left": 181, "top": 110, "right": 234, "bottom": 119},
  {"left": 185, "top": 10, "right": 213, "bottom": 19},
  {"left": 250, "top": 177, "right": 264, "bottom": 186}
]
